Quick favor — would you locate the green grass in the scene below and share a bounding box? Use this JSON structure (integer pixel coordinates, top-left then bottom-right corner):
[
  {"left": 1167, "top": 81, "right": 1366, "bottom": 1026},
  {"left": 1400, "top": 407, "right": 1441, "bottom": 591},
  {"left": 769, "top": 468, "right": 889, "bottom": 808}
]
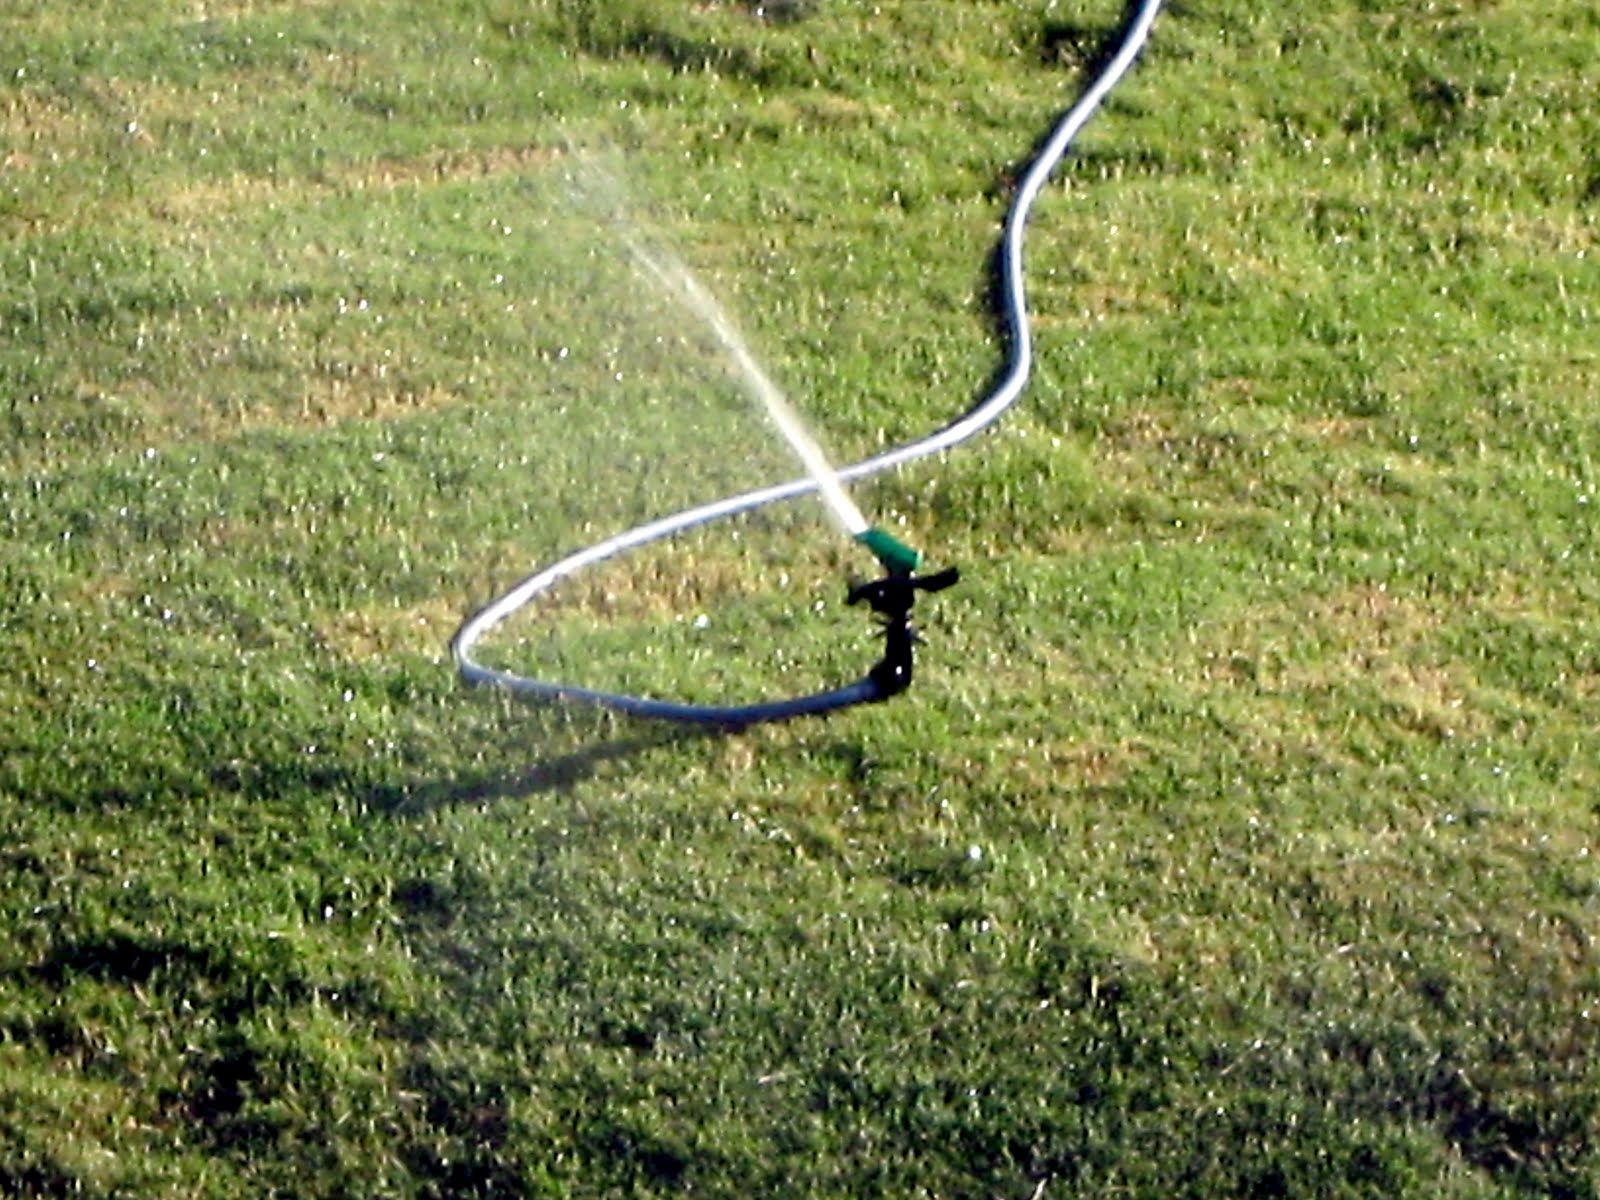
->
[{"left": 3, "top": 0, "right": 1599, "bottom": 1195}]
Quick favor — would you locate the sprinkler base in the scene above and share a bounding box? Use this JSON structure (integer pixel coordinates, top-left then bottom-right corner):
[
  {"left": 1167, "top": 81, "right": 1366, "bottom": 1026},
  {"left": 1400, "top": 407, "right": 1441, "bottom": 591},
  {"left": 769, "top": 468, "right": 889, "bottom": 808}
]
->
[{"left": 847, "top": 563, "right": 960, "bottom": 699}]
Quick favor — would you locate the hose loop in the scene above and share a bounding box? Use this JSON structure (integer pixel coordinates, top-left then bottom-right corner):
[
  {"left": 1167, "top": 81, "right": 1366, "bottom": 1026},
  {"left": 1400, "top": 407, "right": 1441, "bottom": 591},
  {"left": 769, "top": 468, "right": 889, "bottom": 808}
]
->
[{"left": 452, "top": 0, "right": 1164, "bottom": 724}]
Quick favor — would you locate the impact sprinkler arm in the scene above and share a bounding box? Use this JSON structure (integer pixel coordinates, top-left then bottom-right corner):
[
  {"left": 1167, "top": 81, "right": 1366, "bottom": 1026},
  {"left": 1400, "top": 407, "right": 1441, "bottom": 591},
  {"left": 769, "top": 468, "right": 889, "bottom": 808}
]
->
[{"left": 849, "top": 527, "right": 960, "bottom": 700}]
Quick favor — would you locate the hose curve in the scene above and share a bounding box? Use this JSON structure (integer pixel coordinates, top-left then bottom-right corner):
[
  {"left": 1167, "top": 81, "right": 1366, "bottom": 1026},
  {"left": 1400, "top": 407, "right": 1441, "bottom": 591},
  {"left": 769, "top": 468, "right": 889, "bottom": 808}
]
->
[{"left": 452, "top": 0, "right": 1164, "bottom": 724}]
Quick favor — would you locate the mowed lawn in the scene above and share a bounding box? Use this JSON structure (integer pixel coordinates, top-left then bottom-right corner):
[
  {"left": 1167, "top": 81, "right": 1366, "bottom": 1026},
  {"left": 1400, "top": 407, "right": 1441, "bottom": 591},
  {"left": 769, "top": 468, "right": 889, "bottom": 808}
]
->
[{"left": 2, "top": 1, "right": 1598, "bottom": 1196}]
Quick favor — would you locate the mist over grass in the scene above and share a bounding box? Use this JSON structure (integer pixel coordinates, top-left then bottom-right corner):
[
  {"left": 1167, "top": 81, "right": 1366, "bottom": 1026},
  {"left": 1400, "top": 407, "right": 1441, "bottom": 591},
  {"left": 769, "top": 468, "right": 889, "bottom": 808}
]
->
[{"left": 2, "top": 1, "right": 1598, "bottom": 1197}]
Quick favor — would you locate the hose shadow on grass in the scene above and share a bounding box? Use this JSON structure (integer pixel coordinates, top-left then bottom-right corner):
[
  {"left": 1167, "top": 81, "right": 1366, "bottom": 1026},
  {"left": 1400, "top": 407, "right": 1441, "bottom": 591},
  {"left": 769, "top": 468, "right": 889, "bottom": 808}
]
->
[{"left": 365, "top": 714, "right": 730, "bottom": 816}]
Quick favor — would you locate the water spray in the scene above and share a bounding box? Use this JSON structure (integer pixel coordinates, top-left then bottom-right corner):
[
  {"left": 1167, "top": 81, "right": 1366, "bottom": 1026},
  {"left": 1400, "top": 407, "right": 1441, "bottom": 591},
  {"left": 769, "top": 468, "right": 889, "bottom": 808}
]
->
[
  {"left": 624, "top": 238, "right": 872, "bottom": 541},
  {"left": 452, "top": 0, "right": 1164, "bottom": 726}
]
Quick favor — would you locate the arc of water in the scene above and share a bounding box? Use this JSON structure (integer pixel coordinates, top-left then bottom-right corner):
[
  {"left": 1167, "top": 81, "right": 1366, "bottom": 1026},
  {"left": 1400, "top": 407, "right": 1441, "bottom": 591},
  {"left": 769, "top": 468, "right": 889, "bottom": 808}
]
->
[{"left": 624, "top": 238, "right": 870, "bottom": 538}]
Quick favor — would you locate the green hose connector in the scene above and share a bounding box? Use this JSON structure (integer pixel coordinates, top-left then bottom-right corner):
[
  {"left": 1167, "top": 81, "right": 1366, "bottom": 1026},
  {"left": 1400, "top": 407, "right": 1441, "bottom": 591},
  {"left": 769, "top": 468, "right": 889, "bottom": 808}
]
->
[{"left": 855, "top": 527, "right": 922, "bottom": 576}]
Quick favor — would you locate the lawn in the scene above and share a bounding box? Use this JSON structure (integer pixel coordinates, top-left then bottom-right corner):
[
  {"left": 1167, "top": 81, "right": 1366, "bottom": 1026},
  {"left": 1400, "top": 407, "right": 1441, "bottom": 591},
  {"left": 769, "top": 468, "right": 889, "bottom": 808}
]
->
[{"left": 2, "top": 1, "right": 1598, "bottom": 1196}]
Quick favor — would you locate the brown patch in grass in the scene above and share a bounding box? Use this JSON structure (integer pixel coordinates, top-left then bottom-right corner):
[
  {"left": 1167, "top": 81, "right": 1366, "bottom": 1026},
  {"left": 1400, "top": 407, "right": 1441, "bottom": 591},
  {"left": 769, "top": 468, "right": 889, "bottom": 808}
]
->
[
  {"left": 1025, "top": 737, "right": 1149, "bottom": 789},
  {"left": 52, "top": 304, "right": 462, "bottom": 455},
  {"left": 68, "top": 572, "right": 137, "bottom": 606},
  {"left": 187, "top": 0, "right": 341, "bottom": 16},
  {"left": 1099, "top": 409, "right": 1258, "bottom": 476},
  {"left": 1100, "top": 409, "right": 1171, "bottom": 453},
  {"left": 340, "top": 143, "right": 559, "bottom": 190},
  {"left": 145, "top": 172, "right": 284, "bottom": 225},
  {"left": 12, "top": 54, "right": 561, "bottom": 234},
  {"left": 1472, "top": 209, "right": 1597, "bottom": 257},
  {"left": 43, "top": 371, "right": 460, "bottom": 464},
  {"left": 452, "top": 513, "right": 846, "bottom": 621},
  {"left": 1202, "top": 584, "right": 1488, "bottom": 744},
  {"left": 1289, "top": 414, "right": 1372, "bottom": 443},
  {"left": 315, "top": 597, "right": 461, "bottom": 661},
  {"left": 796, "top": 92, "right": 894, "bottom": 127},
  {"left": 0, "top": 90, "right": 93, "bottom": 159},
  {"left": 1105, "top": 409, "right": 1372, "bottom": 456},
  {"left": 1074, "top": 280, "right": 1175, "bottom": 318},
  {"left": 1201, "top": 374, "right": 1261, "bottom": 402},
  {"left": 295, "top": 374, "right": 461, "bottom": 428},
  {"left": 539, "top": 548, "right": 792, "bottom": 624},
  {"left": 150, "top": 144, "right": 559, "bottom": 224}
]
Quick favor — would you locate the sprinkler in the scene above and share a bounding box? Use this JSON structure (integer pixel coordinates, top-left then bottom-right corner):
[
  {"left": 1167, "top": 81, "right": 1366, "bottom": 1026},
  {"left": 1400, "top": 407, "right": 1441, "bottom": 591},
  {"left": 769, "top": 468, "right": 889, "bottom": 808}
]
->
[
  {"left": 850, "top": 527, "right": 960, "bottom": 700},
  {"left": 451, "top": 0, "right": 1164, "bottom": 727}
]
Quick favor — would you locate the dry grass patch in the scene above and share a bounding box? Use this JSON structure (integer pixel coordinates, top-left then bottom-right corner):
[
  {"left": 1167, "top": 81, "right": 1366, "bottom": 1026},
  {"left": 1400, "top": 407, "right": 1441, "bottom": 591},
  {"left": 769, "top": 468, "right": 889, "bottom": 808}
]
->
[
  {"left": 148, "top": 144, "right": 560, "bottom": 225},
  {"left": 296, "top": 374, "right": 462, "bottom": 428},
  {"left": 1474, "top": 206, "right": 1598, "bottom": 258},
  {"left": 1094, "top": 409, "right": 1272, "bottom": 496},
  {"left": 52, "top": 369, "right": 464, "bottom": 460},
  {"left": 532, "top": 542, "right": 826, "bottom": 624},
  {"left": 335, "top": 144, "right": 558, "bottom": 191},
  {"left": 0, "top": 88, "right": 94, "bottom": 157},
  {"left": 12, "top": 51, "right": 562, "bottom": 234},
  {"left": 54, "top": 306, "right": 465, "bottom": 455},
  {"left": 314, "top": 596, "right": 461, "bottom": 662},
  {"left": 1311, "top": 625, "right": 1477, "bottom": 745},
  {"left": 1073, "top": 278, "right": 1176, "bottom": 319},
  {"left": 1190, "top": 583, "right": 1492, "bottom": 748},
  {"left": 187, "top": 0, "right": 341, "bottom": 17}
]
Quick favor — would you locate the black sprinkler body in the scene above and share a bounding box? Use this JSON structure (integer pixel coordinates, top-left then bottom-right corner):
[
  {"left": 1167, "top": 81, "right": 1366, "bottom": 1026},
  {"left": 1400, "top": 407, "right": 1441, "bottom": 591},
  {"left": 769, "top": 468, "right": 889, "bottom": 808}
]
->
[{"left": 848, "top": 564, "right": 960, "bottom": 699}]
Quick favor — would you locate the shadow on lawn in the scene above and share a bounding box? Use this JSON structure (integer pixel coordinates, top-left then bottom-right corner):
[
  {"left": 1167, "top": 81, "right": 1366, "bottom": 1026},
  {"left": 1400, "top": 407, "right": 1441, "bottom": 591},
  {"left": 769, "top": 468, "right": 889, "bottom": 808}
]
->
[{"left": 365, "top": 717, "right": 728, "bottom": 816}]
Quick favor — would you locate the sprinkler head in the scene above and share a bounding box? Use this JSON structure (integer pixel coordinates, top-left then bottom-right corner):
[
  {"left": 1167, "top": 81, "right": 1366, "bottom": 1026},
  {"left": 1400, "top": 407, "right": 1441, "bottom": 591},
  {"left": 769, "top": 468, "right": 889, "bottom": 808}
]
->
[
  {"left": 854, "top": 527, "right": 922, "bottom": 577},
  {"left": 847, "top": 563, "right": 960, "bottom": 699}
]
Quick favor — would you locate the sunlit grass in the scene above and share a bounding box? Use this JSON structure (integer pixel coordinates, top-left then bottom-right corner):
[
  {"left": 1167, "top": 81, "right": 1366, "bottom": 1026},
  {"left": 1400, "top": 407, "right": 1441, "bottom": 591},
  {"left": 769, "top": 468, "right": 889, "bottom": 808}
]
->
[{"left": 3, "top": 0, "right": 1598, "bottom": 1196}]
